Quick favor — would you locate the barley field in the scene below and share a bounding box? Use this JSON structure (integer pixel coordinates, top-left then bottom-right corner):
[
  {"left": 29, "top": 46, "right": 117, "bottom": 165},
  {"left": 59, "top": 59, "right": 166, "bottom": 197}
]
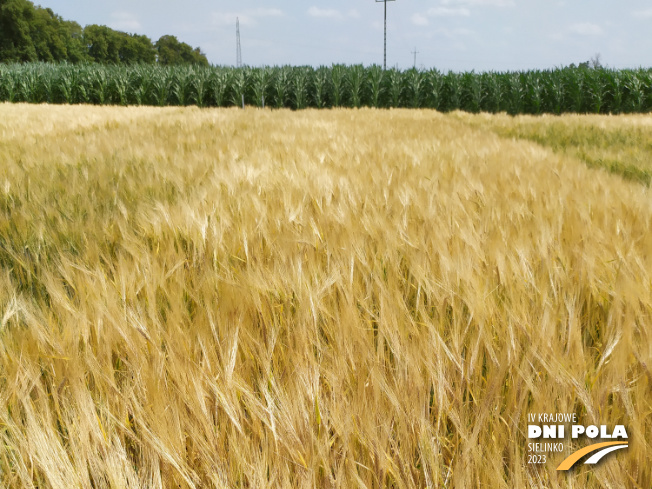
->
[{"left": 0, "top": 104, "right": 650, "bottom": 488}]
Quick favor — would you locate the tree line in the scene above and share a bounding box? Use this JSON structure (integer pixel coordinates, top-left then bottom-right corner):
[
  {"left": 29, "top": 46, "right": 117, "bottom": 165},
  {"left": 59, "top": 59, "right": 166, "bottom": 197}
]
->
[{"left": 0, "top": 0, "right": 208, "bottom": 65}]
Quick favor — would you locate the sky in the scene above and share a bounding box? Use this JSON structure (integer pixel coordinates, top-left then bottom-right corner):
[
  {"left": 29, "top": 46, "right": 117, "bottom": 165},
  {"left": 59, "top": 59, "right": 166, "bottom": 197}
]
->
[{"left": 42, "top": 1, "right": 652, "bottom": 71}]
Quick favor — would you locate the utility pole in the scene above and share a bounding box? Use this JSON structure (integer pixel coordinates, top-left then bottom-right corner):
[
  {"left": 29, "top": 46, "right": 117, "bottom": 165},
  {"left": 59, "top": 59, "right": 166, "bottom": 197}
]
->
[
  {"left": 236, "top": 17, "right": 242, "bottom": 68},
  {"left": 411, "top": 47, "right": 419, "bottom": 68},
  {"left": 375, "top": 0, "right": 396, "bottom": 70}
]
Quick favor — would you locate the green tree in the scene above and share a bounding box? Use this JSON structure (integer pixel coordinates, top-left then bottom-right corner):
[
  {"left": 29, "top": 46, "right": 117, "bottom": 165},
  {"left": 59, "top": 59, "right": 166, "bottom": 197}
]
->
[
  {"left": 0, "top": 0, "right": 206, "bottom": 65},
  {"left": 155, "top": 35, "right": 208, "bottom": 66},
  {"left": 0, "top": 0, "right": 37, "bottom": 61},
  {"left": 62, "top": 20, "right": 88, "bottom": 63},
  {"left": 83, "top": 24, "right": 119, "bottom": 63},
  {"left": 118, "top": 34, "right": 155, "bottom": 64},
  {"left": 31, "top": 7, "right": 67, "bottom": 61}
]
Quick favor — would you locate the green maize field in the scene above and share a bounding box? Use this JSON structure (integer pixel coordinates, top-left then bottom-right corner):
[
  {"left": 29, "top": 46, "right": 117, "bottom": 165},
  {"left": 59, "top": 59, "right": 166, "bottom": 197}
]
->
[{"left": 1, "top": 62, "right": 651, "bottom": 113}]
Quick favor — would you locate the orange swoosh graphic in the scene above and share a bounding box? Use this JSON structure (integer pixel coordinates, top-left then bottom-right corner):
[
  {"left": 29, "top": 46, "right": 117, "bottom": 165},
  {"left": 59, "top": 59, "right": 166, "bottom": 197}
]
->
[{"left": 557, "top": 442, "right": 628, "bottom": 471}]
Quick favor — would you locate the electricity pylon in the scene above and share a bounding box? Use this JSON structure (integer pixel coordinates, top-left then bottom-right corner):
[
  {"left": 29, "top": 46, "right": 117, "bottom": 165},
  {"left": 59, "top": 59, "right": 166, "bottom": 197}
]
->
[
  {"left": 236, "top": 17, "right": 242, "bottom": 68},
  {"left": 375, "top": 0, "right": 396, "bottom": 70}
]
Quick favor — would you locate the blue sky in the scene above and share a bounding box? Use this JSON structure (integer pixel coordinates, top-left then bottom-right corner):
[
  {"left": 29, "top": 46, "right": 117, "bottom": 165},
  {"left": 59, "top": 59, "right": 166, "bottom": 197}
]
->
[{"left": 42, "top": 1, "right": 652, "bottom": 71}]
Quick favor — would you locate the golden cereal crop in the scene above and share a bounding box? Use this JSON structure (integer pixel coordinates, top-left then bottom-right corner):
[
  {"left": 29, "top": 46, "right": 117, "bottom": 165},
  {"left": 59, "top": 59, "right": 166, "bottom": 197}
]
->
[{"left": 0, "top": 104, "right": 650, "bottom": 488}]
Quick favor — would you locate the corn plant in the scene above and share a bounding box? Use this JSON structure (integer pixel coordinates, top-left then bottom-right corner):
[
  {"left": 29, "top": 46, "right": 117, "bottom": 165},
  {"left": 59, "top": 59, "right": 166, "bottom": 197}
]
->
[
  {"left": 54, "top": 68, "right": 74, "bottom": 104},
  {"left": 129, "top": 67, "right": 150, "bottom": 106},
  {"left": 39, "top": 68, "right": 54, "bottom": 103},
  {"left": 192, "top": 68, "right": 210, "bottom": 107},
  {"left": 564, "top": 68, "right": 586, "bottom": 113},
  {"left": 461, "top": 71, "right": 483, "bottom": 113},
  {"left": 387, "top": 67, "right": 403, "bottom": 108},
  {"left": 312, "top": 66, "right": 329, "bottom": 109},
  {"left": 478, "top": 72, "right": 497, "bottom": 113},
  {"left": 330, "top": 64, "right": 346, "bottom": 107},
  {"left": 272, "top": 66, "right": 290, "bottom": 108},
  {"left": 624, "top": 70, "right": 646, "bottom": 113},
  {"left": 4, "top": 65, "right": 21, "bottom": 102},
  {"left": 346, "top": 64, "right": 365, "bottom": 108},
  {"left": 443, "top": 71, "right": 462, "bottom": 111},
  {"left": 111, "top": 70, "right": 130, "bottom": 106},
  {"left": 367, "top": 65, "right": 384, "bottom": 108},
  {"left": 544, "top": 71, "right": 565, "bottom": 115},
  {"left": 641, "top": 70, "right": 652, "bottom": 111},
  {"left": 209, "top": 68, "right": 231, "bottom": 107},
  {"left": 506, "top": 73, "right": 526, "bottom": 115},
  {"left": 91, "top": 67, "right": 110, "bottom": 105},
  {"left": 229, "top": 68, "right": 248, "bottom": 107},
  {"left": 170, "top": 67, "right": 193, "bottom": 106},
  {"left": 291, "top": 66, "right": 311, "bottom": 110},
  {"left": 17, "top": 69, "right": 41, "bottom": 103},
  {"left": 422, "top": 69, "right": 443, "bottom": 110},
  {"left": 606, "top": 70, "right": 624, "bottom": 114},
  {"left": 251, "top": 67, "right": 271, "bottom": 107},
  {"left": 72, "top": 70, "right": 91, "bottom": 104},
  {"left": 524, "top": 71, "right": 544, "bottom": 114},
  {"left": 0, "top": 64, "right": 7, "bottom": 101},
  {"left": 404, "top": 68, "right": 425, "bottom": 109},
  {"left": 584, "top": 69, "right": 608, "bottom": 114}
]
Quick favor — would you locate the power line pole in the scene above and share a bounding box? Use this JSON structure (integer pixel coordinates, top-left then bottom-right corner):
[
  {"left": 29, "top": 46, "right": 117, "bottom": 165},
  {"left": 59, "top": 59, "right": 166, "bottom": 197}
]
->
[
  {"left": 236, "top": 17, "right": 242, "bottom": 68},
  {"left": 376, "top": 0, "right": 396, "bottom": 70},
  {"left": 411, "top": 47, "right": 419, "bottom": 68}
]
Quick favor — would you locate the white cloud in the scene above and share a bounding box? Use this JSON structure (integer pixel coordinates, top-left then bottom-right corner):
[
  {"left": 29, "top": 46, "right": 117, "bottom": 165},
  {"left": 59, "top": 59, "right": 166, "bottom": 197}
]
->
[
  {"left": 412, "top": 0, "right": 507, "bottom": 26},
  {"left": 633, "top": 8, "right": 652, "bottom": 19},
  {"left": 212, "top": 8, "right": 283, "bottom": 28},
  {"left": 213, "top": 13, "right": 253, "bottom": 27},
  {"left": 428, "top": 6, "right": 471, "bottom": 16},
  {"left": 442, "top": 0, "right": 515, "bottom": 6},
  {"left": 412, "top": 4, "right": 470, "bottom": 26},
  {"left": 411, "top": 13, "right": 430, "bottom": 26},
  {"left": 109, "top": 12, "right": 141, "bottom": 32},
  {"left": 249, "top": 8, "right": 283, "bottom": 18},
  {"left": 308, "top": 7, "right": 342, "bottom": 19},
  {"left": 437, "top": 27, "right": 476, "bottom": 39},
  {"left": 569, "top": 22, "right": 603, "bottom": 36},
  {"left": 307, "top": 7, "right": 360, "bottom": 21},
  {"left": 454, "top": 28, "right": 476, "bottom": 37}
]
